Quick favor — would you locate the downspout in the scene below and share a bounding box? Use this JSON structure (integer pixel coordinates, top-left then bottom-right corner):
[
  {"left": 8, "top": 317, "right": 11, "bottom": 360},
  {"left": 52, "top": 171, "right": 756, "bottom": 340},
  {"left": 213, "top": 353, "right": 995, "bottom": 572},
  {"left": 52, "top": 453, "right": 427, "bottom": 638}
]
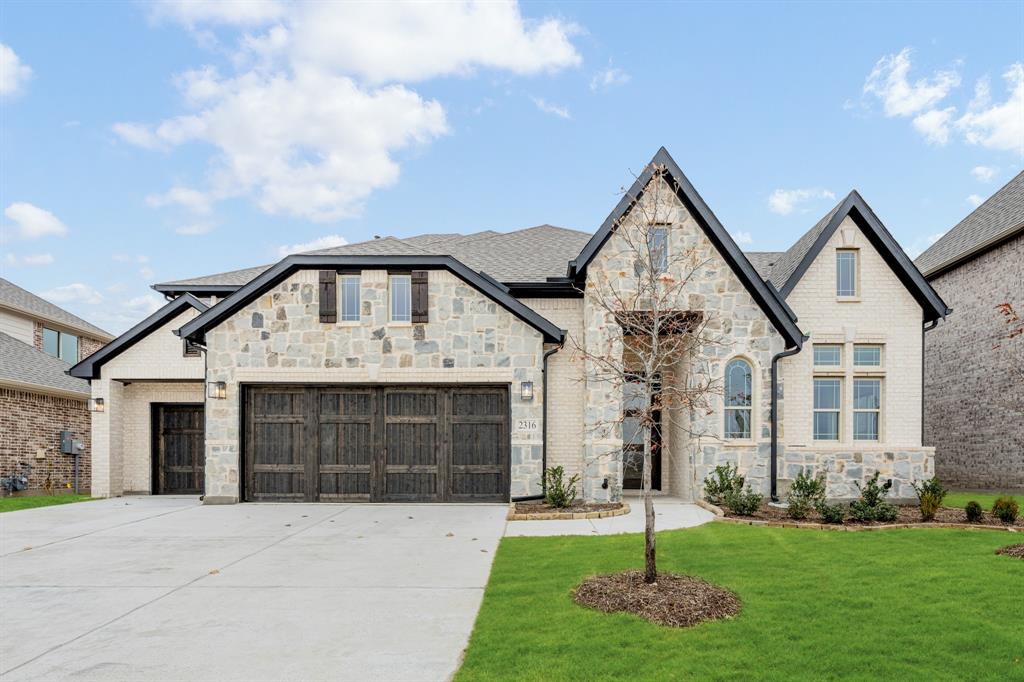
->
[
  {"left": 922, "top": 319, "right": 939, "bottom": 444},
  {"left": 511, "top": 342, "right": 564, "bottom": 502},
  {"left": 770, "top": 344, "right": 803, "bottom": 502}
]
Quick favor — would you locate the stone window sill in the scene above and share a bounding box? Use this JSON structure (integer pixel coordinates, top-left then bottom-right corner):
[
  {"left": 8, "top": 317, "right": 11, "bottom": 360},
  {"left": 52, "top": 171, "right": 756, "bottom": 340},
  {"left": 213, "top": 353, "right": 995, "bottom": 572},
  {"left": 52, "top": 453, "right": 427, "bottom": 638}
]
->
[{"left": 836, "top": 296, "right": 861, "bottom": 303}]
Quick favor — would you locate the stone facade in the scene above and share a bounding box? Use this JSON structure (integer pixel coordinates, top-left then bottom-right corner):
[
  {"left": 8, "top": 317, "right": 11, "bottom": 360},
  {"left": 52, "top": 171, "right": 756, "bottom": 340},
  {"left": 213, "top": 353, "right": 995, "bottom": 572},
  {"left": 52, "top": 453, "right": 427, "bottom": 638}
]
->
[
  {"left": 924, "top": 233, "right": 1024, "bottom": 489},
  {"left": 0, "top": 388, "right": 91, "bottom": 493},
  {"left": 203, "top": 268, "right": 548, "bottom": 503}
]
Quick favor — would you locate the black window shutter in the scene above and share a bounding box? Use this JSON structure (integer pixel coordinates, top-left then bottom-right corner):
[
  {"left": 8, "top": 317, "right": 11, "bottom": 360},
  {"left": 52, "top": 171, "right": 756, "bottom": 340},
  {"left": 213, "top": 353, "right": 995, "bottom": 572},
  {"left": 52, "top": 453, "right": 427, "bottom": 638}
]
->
[
  {"left": 319, "top": 270, "right": 337, "bottom": 323},
  {"left": 411, "top": 270, "right": 429, "bottom": 323}
]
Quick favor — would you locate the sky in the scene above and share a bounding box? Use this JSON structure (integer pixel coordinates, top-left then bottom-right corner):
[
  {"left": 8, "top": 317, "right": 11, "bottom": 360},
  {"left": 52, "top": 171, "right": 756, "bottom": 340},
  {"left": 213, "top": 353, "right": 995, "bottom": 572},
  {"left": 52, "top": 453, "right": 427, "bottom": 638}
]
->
[{"left": 1, "top": 0, "right": 1022, "bottom": 333}]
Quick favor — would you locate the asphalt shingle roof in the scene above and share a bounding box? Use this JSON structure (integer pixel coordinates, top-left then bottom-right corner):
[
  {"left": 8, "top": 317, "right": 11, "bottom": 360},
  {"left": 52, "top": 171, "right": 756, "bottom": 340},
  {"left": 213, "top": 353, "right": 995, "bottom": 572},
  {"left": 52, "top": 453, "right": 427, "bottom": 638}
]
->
[
  {"left": 763, "top": 198, "right": 847, "bottom": 291},
  {"left": 744, "top": 251, "right": 784, "bottom": 281},
  {"left": 915, "top": 170, "right": 1024, "bottom": 276},
  {"left": 0, "top": 331, "right": 90, "bottom": 396},
  {"left": 0, "top": 278, "right": 112, "bottom": 340}
]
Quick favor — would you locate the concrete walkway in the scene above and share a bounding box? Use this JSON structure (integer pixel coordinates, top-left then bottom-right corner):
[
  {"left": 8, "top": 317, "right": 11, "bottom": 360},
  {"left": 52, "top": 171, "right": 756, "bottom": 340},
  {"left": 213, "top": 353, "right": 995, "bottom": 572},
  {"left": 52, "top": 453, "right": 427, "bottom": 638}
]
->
[{"left": 504, "top": 496, "right": 715, "bottom": 536}]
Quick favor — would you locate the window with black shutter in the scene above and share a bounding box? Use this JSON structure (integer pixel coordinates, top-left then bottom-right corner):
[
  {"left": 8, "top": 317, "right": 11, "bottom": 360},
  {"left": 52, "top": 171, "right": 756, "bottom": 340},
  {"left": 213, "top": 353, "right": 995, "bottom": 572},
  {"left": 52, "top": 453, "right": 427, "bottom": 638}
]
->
[
  {"left": 319, "top": 270, "right": 337, "bottom": 323},
  {"left": 411, "top": 270, "right": 429, "bottom": 323}
]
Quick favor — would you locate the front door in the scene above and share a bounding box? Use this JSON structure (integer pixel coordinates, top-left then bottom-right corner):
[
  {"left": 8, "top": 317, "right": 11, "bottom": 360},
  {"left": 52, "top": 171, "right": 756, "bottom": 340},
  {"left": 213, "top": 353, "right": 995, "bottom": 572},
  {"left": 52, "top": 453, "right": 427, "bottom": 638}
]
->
[
  {"left": 622, "top": 375, "right": 662, "bottom": 490},
  {"left": 152, "top": 404, "right": 205, "bottom": 494}
]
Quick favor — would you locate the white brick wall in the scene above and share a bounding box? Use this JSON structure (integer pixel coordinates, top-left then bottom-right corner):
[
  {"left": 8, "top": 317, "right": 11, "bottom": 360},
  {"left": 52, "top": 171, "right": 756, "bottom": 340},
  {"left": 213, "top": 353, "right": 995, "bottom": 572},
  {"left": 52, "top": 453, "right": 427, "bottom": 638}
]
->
[
  {"left": 102, "top": 309, "right": 204, "bottom": 380},
  {"left": 120, "top": 382, "right": 204, "bottom": 493}
]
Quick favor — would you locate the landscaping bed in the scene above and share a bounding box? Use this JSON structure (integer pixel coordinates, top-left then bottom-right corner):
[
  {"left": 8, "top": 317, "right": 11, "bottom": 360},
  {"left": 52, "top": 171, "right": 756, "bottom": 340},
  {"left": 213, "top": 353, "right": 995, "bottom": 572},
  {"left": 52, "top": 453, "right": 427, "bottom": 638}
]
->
[
  {"left": 508, "top": 501, "right": 628, "bottom": 520},
  {"left": 995, "top": 543, "right": 1024, "bottom": 559},
  {"left": 720, "top": 503, "right": 1024, "bottom": 529}
]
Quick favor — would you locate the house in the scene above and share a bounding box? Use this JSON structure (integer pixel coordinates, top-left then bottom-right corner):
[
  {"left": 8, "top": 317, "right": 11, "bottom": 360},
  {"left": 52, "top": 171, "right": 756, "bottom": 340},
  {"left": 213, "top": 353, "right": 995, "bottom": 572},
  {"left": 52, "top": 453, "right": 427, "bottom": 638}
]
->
[
  {"left": 916, "top": 171, "right": 1024, "bottom": 490},
  {"left": 0, "top": 277, "right": 113, "bottom": 492},
  {"left": 70, "top": 148, "right": 948, "bottom": 504}
]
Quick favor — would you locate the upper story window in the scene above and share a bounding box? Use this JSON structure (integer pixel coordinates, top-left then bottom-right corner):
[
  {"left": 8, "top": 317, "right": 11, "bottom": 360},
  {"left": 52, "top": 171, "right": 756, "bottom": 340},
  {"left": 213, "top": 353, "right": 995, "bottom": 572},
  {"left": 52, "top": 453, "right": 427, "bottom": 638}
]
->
[
  {"left": 649, "top": 226, "right": 668, "bottom": 273},
  {"left": 813, "top": 377, "right": 841, "bottom": 440},
  {"left": 724, "top": 358, "right": 752, "bottom": 439},
  {"left": 389, "top": 274, "right": 411, "bottom": 323},
  {"left": 340, "top": 275, "right": 361, "bottom": 322},
  {"left": 836, "top": 249, "right": 858, "bottom": 297},
  {"left": 43, "top": 327, "right": 78, "bottom": 362},
  {"left": 813, "top": 344, "right": 842, "bottom": 366},
  {"left": 853, "top": 345, "right": 882, "bottom": 367}
]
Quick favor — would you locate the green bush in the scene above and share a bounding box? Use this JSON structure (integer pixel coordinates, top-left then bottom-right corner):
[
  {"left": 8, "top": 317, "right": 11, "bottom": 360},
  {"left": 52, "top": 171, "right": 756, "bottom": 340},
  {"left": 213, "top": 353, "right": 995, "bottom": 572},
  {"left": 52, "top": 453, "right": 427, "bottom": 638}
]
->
[
  {"left": 964, "top": 501, "right": 984, "bottom": 523},
  {"left": 874, "top": 502, "right": 899, "bottom": 523},
  {"left": 818, "top": 503, "right": 846, "bottom": 524},
  {"left": 849, "top": 472, "right": 897, "bottom": 523},
  {"left": 543, "top": 466, "right": 579, "bottom": 509},
  {"left": 992, "top": 497, "right": 1020, "bottom": 524},
  {"left": 703, "top": 463, "right": 744, "bottom": 505},
  {"left": 724, "top": 485, "right": 763, "bottom": 516},
  {"left": 911, "top": 478, "right": 948, "bottom": 522},
  {"left": 786, "top": 470, "right": 827, "bottom": 520}
]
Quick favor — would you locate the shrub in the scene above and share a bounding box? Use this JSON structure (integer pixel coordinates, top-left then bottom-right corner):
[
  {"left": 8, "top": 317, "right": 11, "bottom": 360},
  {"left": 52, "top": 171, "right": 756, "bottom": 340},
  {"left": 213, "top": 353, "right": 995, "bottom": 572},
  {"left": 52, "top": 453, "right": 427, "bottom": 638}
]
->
[
  {"left": 818, "top": 503, "right": 846, "bottom": 525},
  {"left": 723, "top": 486, "right": 763, "bottom": 516},
  {"left": 964, "top": 501, "right": 984, "bottom": 523},
  {"left": 992, "top": 497, "right": 1020, "bottom": 524},
  {"left": 911, "top": 478, "right": 948, "bottom": 522},
  {"left": 873, "top": 502, "right": 899, "bottom": 523},
  {"left": 703, "top": 463, "right": 744, "bottom": 505},
  {"left": 786, "top": 470, "right": 827, "bottom": 520},
  {"left": 849, "top": 472, "right": 896, "bottom": 523},
  {"left": 543, "top": 466, "right": 579, "bottom": 509}
]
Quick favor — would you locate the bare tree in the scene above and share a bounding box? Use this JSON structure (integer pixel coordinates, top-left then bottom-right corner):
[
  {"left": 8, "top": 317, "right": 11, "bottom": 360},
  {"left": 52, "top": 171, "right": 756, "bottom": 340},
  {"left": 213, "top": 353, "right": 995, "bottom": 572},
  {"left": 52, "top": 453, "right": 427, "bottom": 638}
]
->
[{"left": 571, "top": 163, "right": 725, "bottom": 583}]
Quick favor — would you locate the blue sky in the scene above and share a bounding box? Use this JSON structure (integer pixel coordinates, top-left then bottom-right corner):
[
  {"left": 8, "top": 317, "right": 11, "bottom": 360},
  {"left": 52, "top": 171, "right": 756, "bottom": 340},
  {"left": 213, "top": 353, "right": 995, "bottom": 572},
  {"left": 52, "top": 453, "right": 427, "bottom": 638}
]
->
[{"left": 1, "top": 1, "right": 1022, "bottom": 332}]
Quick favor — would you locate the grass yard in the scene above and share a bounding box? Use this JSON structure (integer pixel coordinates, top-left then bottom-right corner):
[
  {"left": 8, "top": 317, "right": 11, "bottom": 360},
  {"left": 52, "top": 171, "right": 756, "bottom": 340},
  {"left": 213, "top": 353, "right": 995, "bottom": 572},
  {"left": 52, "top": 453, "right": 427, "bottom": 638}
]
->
[
  {"left": 457, "top": 523, "right": 1023, "bottom": 681},
  {"left": 944, "top": 491, "right": 1022, "bottom": 510},
  {"left": 0, "top": 494, "right": 92, "bottom": 513}
]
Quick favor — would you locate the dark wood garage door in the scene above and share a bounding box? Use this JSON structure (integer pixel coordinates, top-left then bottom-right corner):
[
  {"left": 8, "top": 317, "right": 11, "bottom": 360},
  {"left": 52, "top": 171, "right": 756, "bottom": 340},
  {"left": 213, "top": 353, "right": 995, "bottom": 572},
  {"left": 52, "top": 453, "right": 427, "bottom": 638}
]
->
[
  {"left": 244, "top": 385, "right": 509, "bottom": 503},
  {"left": 151, "top": 404, "right": 205, "bottom": 494}
]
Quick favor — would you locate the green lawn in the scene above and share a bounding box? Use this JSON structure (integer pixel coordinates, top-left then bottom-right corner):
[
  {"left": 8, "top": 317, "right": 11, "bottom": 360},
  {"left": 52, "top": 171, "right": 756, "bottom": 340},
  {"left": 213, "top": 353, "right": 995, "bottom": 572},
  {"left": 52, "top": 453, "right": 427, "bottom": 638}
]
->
[
  {"left": 944, "top": 491, "right": 1022, "bottom": 510},
  {"left": 457, "top": 524, "right": 1023, "bottom": 681},
  {"left": 0, "top": 494, "right": 93, "bottom": 513}
]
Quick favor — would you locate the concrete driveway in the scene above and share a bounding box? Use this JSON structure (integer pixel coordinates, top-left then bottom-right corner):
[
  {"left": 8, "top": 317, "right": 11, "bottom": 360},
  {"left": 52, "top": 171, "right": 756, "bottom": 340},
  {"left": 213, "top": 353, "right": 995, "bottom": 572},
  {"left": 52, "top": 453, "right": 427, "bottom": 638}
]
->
[{"left": 0, "top": 496, "right": 508, "bottom": 682}]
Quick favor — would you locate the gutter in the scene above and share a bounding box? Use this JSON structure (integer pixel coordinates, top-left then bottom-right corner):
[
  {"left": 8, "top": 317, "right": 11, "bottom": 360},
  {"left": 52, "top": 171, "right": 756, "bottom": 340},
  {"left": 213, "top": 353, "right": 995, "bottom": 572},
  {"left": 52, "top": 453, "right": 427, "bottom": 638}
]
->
[
  {"left": 921, "top": 318, "right": 940, "bottom": 444},
  {"left": 511, "top": 342, "right": 564, "bottom": 502},
  {"left": 770, "top": 343, "right": 804, "bottom": 502}
]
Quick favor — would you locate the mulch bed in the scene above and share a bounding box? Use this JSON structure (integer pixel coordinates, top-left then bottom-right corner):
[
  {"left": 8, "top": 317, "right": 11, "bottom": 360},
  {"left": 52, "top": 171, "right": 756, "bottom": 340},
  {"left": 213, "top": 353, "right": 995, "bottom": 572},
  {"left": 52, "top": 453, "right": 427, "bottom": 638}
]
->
[
  {"left": 721, "top": 503, "right": 1023, "bottom": 528},
  {"left": 995, "top": 543, "right": 1024, "bottom": 559},
  {"left": 512, "top": 501, "right": 623, "bottom": 515},
  {"left": 574, "top": 570, "right": 742, "bottom": 628}
]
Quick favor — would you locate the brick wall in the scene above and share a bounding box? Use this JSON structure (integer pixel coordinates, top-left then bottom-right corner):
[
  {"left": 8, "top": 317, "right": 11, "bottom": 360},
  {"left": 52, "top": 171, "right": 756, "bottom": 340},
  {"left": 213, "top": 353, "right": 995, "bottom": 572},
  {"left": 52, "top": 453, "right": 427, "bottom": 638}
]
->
[
  {"left": 924, "top": 233, "right": 1024, "bottom": 489},
  {"left": 120, "top": 382, "right": 205, "bottom": 493},
  {"left": 0, "top": 388, "right": 91, "bottom": 493}
]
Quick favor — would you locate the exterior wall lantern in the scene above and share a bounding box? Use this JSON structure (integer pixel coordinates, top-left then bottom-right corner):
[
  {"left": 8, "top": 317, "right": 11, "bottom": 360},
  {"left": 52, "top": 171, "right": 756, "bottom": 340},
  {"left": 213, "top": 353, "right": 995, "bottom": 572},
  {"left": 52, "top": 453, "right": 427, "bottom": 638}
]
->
[
  {"left": 520, "top": 381, "right": 534, "bottom": 401},
  {"left": 88, "top": 398, "right": 105, "bottom": 412},
  {"left": 207, "top": 381, "right": 227, "bottom": 400}
]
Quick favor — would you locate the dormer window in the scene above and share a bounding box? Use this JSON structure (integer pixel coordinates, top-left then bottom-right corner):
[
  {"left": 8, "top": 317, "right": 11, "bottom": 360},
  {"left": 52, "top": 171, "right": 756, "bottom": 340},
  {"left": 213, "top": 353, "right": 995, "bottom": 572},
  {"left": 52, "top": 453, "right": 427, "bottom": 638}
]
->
[{"left": 836, "top": 249, "right": 858, "bottom": 297}]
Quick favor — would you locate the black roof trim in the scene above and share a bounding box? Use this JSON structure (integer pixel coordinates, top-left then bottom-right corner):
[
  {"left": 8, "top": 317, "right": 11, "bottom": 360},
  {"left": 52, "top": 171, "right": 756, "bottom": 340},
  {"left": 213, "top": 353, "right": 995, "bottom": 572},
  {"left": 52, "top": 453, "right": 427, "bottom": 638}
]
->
[
  {"left": 505, "top": 281, "right": 583, "bottom": 299},
  {"left": 922, "top": 221, "right": 1024, "bottom": 280},
  {"left": 778, "top": 191, "right": 951, "bottom": 323},
  {"left": 177, "top": 255, "right": 565, "bottom": 344},
  {"left": 152, "top": 283, "right": 242, "bottom": 296},
  {"left": 571, "top": 147, "right": 804, "bottom": 348},
  {"left": 68, "top": 294, "right": 209, "bottom": 380}
]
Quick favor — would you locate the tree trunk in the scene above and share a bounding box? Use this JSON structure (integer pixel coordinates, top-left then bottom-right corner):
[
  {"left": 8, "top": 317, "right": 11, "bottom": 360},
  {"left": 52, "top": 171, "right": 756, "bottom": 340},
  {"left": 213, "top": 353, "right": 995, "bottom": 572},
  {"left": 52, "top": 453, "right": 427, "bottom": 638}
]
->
[{"left": 642, "top": 423, "right": 656, "bottom": 583}]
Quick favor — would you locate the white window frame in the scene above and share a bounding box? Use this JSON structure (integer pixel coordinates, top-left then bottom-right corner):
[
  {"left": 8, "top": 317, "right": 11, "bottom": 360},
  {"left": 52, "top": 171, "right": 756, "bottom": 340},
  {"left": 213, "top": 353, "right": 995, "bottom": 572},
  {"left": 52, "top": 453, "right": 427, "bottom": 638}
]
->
[
  {"left": 853, "top": 378, "right": 881, "bottom": 441},
  {"left": 339, "top": 275, "right": 361, "bottom": 323},
  {"left": 813, "top": 377, "right": 841, "bottom": 441},
  {"left": 853, "top": 344, "right": 882, "bottom": 367},
  {"left": 836, "top": 249, "right": 858, "bottom": 297},
  {"left": 813, "top": 344, "right": 843, "bottom": 367},
  {"left": 723, "top": 358, "right": 753, "bottom": 440},
  {"left": 389, "top": 274, "right": 412, "bottom": 323}
]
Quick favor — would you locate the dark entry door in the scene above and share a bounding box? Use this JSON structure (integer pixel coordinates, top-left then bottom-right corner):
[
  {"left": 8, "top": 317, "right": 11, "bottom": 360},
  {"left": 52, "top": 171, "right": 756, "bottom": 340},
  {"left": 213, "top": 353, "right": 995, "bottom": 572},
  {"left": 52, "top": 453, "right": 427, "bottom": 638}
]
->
[
  {"left": 244, "top": 385, "right": 509, "bottom": 502},
  {"left": 152, "top": 404, "right": 205, "bottom": 494},
  {"left": 622, "top": 375, "right": 662, "bottom": 491}
]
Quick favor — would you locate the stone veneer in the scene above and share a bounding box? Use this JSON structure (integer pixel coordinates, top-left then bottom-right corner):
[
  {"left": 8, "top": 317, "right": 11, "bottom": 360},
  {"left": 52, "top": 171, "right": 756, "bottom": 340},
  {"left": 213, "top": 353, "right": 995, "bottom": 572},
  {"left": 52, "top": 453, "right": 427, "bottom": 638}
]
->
[{"left": 203, "top": 268, "right": 549, "bottom": 502}]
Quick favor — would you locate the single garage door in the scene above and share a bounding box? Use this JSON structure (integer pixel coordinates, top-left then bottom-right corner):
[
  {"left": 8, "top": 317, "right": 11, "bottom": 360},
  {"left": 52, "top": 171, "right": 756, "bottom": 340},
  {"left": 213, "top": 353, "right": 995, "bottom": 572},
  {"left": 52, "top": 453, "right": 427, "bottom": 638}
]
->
[{"left": 244, "top": 385, "right": 510, "bottom": 503}]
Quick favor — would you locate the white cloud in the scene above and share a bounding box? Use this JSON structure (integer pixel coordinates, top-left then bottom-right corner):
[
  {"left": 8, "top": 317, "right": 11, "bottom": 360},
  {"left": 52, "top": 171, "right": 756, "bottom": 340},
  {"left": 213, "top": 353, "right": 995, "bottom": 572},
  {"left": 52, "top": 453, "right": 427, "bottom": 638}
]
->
[
  {"left": 4, "top": 202, "right": 69, "bottom": 239},
  {"left": 590, "top": 65, "right": 629, "bottom": 92},
  {"left": 42, "top": 283, "right": 104, "bottom": 305},
  {"left": 150, "top": 0, "right": 286, "bottom": 26},
  {"left": 1, "top": 252, "right": 54, "bottom": 266},
  {"left": 0, "top": 43, "right": 33, "bottom": 97},
  {"left": 731, "top": 230, "right": 753, "bottom": 246},
  {"left": 967, "top": 194, "right": 985, "bottom": 208},
  {"left": 912, "top": 107, "right": 955, "bottom": 145},
  {"left": 768, "top": 188, "right": 836, "bottom": 216},
  {"left": 277, "top": 234, "right": 349, "bottom": 257},
  {"left": 957, "top": 63, "right": 1024, "bottom": 154},
  {"left": 146, "top": 186, "right": 213, "bottom": 214},
  {"left": 175, "top": 222, "right": 215, "bottom": 235},
  {"left": 89, "top": 293, "right": 167, "bottom": 334},
  {"left": 531, "top": 96, "right": 571, "bottom": 119},
  {"left": 907, "top": 232, "right": 944, "bottom": 258},
  {"left": 863, "top": 48, "right": 960, "bottom": 117},
  {"left": 971, "top": 165, "right": 998, "bottom": 182}
]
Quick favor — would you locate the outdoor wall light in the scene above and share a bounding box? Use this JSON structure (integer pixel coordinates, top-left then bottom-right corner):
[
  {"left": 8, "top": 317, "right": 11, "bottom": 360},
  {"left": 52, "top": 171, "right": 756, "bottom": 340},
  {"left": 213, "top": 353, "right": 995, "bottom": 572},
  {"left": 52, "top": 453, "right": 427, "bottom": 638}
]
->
[
  {"left": 88, "top": 398, "right": 105, "bottom": 413},
  {"left": 520, "top": 381, "right": 534, "bottom": 401},
  {"left": 207, "top": 381, "right": 227, "bottom": 400}
]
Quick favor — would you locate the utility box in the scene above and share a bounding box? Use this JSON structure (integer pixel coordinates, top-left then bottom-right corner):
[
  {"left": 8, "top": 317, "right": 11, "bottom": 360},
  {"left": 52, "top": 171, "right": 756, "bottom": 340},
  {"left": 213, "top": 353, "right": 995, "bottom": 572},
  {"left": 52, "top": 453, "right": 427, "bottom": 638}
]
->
[{"left": 60, "top": 430, "right": 74, "bottom": 455}]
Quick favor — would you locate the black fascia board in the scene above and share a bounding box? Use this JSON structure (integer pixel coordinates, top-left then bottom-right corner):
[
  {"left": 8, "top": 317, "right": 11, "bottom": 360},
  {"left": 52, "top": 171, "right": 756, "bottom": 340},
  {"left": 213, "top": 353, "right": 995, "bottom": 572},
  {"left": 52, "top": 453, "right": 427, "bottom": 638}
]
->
[
  {"left": 152, "top": 283, "right": 242, "bottom": 297},
  {"left": 68, "top": 293, "right": 209, "bottom": 380},
  {"left": 778, "top": 191, "right": 951, "bottom": 323},
  {"left": 504, "top": 281, "right": 583, "bottom": 299},
  {"left": 177, "top": 254, "right": 566, "bottom": 344},
  {"left": 570, "top": 147, "right": 805, "bottom": 349}
]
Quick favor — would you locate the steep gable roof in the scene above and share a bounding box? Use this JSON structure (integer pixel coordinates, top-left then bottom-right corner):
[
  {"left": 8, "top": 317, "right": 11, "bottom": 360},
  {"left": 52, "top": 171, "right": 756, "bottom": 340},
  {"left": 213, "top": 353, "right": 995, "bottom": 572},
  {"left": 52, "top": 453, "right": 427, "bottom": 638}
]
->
[
  {"left": 0, "top": 278, "right": 113, "bottom": 341},
  {"left": 773, "top": 191, "right": 950, "bottom": 323},
  {"left": 0, "top": 331, "right": 90, "bottom": 397},
  {"left": 915, "top": 170, "right": 1024, "bottom": 277},
  {"left": 745, "top": 251, "right": 784, "bottom": 280},
  {"left": 570, "top": 147, "right": 805, "bottom": 349}
]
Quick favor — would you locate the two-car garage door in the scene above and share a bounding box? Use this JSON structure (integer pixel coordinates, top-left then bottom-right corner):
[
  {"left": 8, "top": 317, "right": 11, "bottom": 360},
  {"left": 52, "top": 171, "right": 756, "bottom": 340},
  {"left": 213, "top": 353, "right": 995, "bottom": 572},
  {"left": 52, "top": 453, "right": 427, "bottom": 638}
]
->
[{"left": 244, "top": 385, "right": 510, "bottom": 503}]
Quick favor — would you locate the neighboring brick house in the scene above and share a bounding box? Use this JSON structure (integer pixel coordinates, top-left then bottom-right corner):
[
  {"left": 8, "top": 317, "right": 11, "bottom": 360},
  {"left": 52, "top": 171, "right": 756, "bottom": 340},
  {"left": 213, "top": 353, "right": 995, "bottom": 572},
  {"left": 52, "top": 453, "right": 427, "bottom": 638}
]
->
[
  {"left": 0, "top": 278, "right": 113, "bottom": 493},
  {"left": 916, "top": 171, "right": 1024, "bottom": 490},
  {"left": 72, "top": 148, "right": 949, "bottom": 504}
]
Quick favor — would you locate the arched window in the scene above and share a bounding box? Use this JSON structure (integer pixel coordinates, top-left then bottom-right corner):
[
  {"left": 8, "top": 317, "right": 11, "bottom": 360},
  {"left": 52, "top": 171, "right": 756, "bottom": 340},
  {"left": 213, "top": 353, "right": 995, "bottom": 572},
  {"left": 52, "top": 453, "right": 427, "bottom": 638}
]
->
[{"left": 724, "top": 358, "right": 753, "bottom": 439}]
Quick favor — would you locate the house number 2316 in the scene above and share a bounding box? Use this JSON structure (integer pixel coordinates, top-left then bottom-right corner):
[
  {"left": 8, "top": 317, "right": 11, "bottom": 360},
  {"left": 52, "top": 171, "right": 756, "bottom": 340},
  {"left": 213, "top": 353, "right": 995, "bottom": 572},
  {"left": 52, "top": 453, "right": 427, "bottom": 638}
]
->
[{"left": 517, "top": 419, "right": 539, "bottom": 432}]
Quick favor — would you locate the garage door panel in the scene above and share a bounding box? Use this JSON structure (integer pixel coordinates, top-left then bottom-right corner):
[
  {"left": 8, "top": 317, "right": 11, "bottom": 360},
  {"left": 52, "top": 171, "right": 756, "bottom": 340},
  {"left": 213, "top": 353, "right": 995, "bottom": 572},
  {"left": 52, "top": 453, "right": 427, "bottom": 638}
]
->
[{"left": 451, "top": 423, "right": 501, "bottom": 466}]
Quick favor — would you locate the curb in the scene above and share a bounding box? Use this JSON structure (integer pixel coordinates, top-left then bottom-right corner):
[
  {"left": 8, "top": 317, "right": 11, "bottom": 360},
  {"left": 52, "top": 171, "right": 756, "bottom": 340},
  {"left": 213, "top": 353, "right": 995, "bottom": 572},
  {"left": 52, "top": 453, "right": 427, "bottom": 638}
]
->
[
  {"left": 507, "top": 503, "right": 631, "bottom": 521},
  {"left": 695, "top": 499, "right": 725, "bottom": 517}
]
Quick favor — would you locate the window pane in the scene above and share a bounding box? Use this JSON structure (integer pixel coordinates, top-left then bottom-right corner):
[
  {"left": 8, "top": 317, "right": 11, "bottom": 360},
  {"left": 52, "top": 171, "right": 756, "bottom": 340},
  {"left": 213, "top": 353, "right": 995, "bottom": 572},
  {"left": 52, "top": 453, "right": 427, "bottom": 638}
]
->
[
  {"left": 853, "top": 379, "right": 880, "bottom": 409},
  {"left": 341, "top": 277, "right": 360, "bottom": 321},
  {"left": 724, "top": 359, "right": 752, "bottom": 406},
  {"left": 622, "top": 416, "right": 643, "bottom": 446},
  {"left": 853, "top": 412, "right": 879, "bottom": 440},
  {"left": 650, "top": 227, "right": 668, "bottom": 272},
  {"left": 390, "top": 276, "right": 411, "bottom": 322},
  {"left": 837, "top": 251, "right": 856, "bottom": 296},
  {"left": 623, "top": 381, "right": 645, "bottom": 412},
  {"left": 42, "top": 328, "right": 59, "bottom": 357},
  {"left": 60, "top": 333, "right": 78, "bottom": 362},
  {"left": 813, "top": 345, "right": 842, "bottom": 366},
  {"left": 813, "top": 378, "right": 841, "bottom": 410},
  {"left": 725, "top": 409, "right": 751, "bottom": 439},
  {"left": 813, "top": 412, "right": 839, "bottom": 440},
  {"left": 854, "top": 345, "right": 881, "bottom": 366}
]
